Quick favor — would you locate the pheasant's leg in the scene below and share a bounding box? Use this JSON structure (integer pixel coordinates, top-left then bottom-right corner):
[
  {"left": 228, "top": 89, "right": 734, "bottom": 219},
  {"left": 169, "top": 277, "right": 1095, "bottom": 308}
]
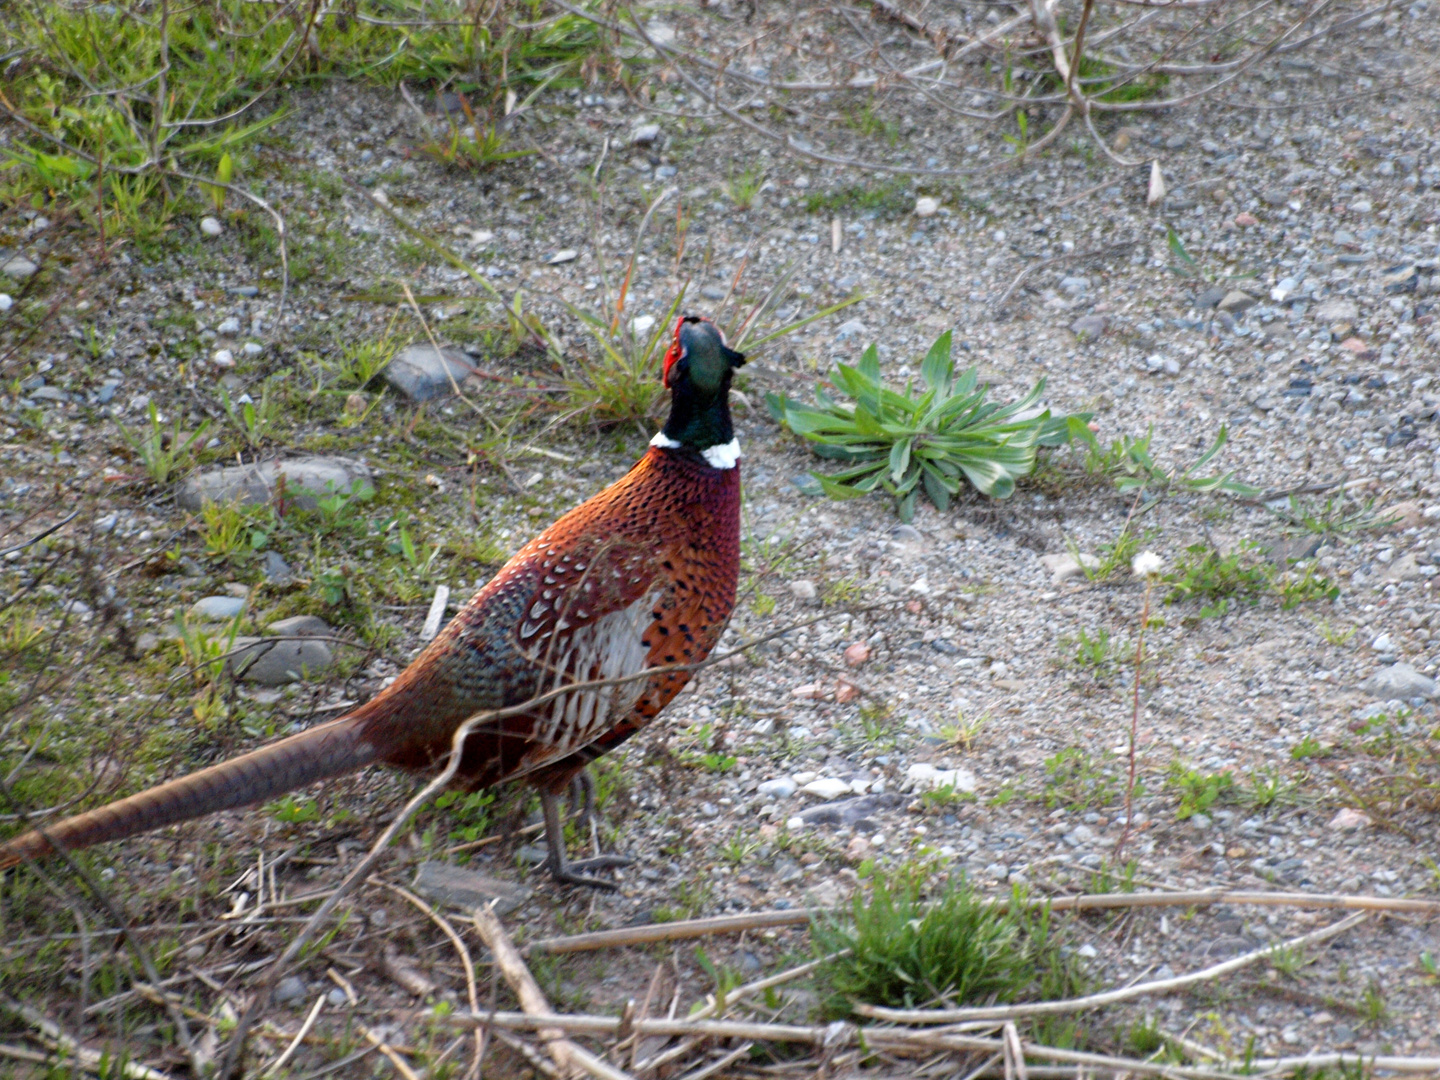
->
[
  {"left": 540, "top": 788, "right": 630, "bottom": 890},
  {"left": 568, "top": 769, "right": 603, "bottom": 856}
]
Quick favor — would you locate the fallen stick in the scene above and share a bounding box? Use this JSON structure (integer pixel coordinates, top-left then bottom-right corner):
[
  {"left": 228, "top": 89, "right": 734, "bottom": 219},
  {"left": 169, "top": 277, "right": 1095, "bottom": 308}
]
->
[
  {"left": 472, "top": 903, "right": 636, "bottom": 1080},
  {"left": 854, "top": 911, "right": 1367, "bottom": 1023},
  {"left": 0, "top": 996, "right": 175, "bottom": 1080},
  {"left": 524, "top": 888, "right": 1439, "bottom": 955},
  {"left": 444, "top": 1011, "right": 1440, "bottom": 1079}
]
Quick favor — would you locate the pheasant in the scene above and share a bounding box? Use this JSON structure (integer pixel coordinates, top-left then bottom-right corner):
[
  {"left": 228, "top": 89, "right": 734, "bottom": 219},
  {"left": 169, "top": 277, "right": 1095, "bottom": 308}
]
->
[{"left": 0, "top": 315, "right": 746, "bottom": 887}]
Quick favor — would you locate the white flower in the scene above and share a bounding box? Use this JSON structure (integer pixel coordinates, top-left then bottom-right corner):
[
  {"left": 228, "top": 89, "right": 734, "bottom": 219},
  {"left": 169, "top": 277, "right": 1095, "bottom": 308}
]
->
[{"left": 1132, "top": 551, "right": 1164, "bottom": 577}]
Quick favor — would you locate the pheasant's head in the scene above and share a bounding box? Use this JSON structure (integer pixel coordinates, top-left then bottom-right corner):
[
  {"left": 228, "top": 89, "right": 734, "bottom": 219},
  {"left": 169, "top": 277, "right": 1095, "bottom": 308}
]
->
[{"left": 655, "top": 315, "right": 747, "bottom": 466}]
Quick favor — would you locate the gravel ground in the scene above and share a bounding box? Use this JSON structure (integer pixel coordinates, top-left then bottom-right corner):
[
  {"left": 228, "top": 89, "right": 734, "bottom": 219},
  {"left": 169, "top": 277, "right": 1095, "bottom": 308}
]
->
[{"left": 2, "top": 1, "right": 1439, "bottom": 1073}]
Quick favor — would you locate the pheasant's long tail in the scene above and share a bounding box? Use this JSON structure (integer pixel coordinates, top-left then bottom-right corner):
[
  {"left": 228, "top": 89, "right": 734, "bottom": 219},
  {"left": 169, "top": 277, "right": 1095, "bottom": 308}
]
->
[{"left": 0, "top": 717, "right": 377, "bottom": 870}]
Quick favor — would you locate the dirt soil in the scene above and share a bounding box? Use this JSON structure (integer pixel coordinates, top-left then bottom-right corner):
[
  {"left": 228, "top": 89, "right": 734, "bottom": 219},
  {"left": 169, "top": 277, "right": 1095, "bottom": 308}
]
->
[{"left": 1, "top": 0, "right": 1439, "bottom": 1076}]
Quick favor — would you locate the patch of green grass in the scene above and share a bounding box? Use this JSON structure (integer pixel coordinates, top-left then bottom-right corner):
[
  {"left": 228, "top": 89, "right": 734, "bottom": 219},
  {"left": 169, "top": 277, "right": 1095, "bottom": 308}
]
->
[
  {"left": 724, "top": 164, "right": 766, "bottom": 210},
  {"left": 1042, "top": 747, "right": 1119, "bottom": 812},
  {"left": 769, "top": 332, "right": 1084, "bottom": 521},
  {"left": 1071, "top": 424, "right": 1260, "bottom": 510},
  {"left": 1163, "top": 542, "right": 1271, "bottom": 618},
  {"left": 1244, "top": 766, "right": 1297, "bottom": 811},
  {"left": 0, "top": 0, "right": 600, "bottom": 237},
  {"left": 121, "top": 402, "right": 211, "bottom": 486},
  {"left": 812, "top": 865, "right": 1087, "bottom": 1020},
  {"left": 1270, "top": 494, "right": 1399, "bottom": 540},
  {"left": 1062, "top": 627, "right": 1129, "bottom": 677},
  {"left": 1167, "top": 763, "right": 1234, "bottom": 820},
  {"left": 804, "top": 179, "right": 913, "bottom": 219}
]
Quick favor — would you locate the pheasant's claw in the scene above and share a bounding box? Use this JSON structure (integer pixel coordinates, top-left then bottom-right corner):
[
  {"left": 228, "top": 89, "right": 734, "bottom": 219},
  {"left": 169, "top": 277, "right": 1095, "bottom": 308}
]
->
[{"left": 540, "top": 788, "right": 628, "bottom": 890}]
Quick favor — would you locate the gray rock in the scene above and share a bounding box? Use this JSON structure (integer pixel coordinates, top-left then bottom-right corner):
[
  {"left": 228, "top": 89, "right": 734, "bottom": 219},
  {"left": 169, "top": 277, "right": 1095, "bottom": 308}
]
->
[
  {"left": 631, "top": 123, "right": 661, "bottom": 145},
  {"left": 1358, "top": 663, "right": 1436, "bottom": 700},
  {"left": 190, "top": 595, "right": 246, "bottom": 621},
  {"left": 789, "top": 579, "right": 818, "bottom": 603},
  {"left": 177, "top": 457, "right": 372, "bottom": 512},
  {"left": 262, "top": 550, "right": 293, "bottom": 583},
  {"left": 228, "top": 637, "right": 334, "bottom": 685},
  {"left": 1058, "top": 275, "right": 1089, "bottom": 296},
  {"left": 412, "top": 861, "right": 531, "bottom": 916},
  {"left": 795, "top": 793, "right": 904, "bottom": 826},
  {"left": 1196, "top": 286, "right": 1228, "bottom": 309},
  {"left": 834, "top": 319, "right": 867, "bottom": 342},
  {"left": 31, "top": 386, "right": 67, "bottom": 403},
  {"left": 1261, "top": 189, "right": 1289, "bottom": 207},
  {"left": 758, "top": 777, "right": 797, "bottom": 799},
  {"left": 700, "top": 284, "right": 726, "bottom": 300},
  {"left": 1314, "top": 297, "right": 1359, "bottom": 323},
  {"left": 266, "top": 615, "right": 331, "bottom": 638},
  {"left": 1381, "top": 264, "right": 1419, "bottom": 294},
  {"left": 200, "top": 217, "right": 224, "bottom": 238},
  {"left": 1070, "top": 314, "right": 1107, "bottom": 339},
  {"left": 2, "top": 256, "right": 38, "bottom": 280},
  {"left": 274, "top": 975, "right": 308, "bottom": 1005},
  {"left": 383, "top": 344, "right": 475, "bottom": 402},
  {"left": 1218, "top": 290, "right": 1257, "bottom": 313},
  {"left": 890, "top": 524, "right": 923, "bottom": 544}
]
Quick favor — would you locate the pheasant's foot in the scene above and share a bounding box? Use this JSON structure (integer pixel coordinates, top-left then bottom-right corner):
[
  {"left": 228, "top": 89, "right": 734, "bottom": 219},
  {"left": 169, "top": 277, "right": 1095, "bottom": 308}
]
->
[{"left": 540, "top": 788, "right": 627, "bottom": 890}]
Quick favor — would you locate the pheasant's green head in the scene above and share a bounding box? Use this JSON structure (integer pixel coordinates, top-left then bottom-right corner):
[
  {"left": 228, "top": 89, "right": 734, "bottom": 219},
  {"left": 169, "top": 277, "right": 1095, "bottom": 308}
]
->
[{"left": 656, "top": 315, "right": 746, "bottom": 462}]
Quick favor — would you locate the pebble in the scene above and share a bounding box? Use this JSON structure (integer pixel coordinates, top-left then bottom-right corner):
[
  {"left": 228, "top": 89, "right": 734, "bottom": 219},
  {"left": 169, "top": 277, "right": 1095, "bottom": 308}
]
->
[
  {"left": 789, "top": 579, "right": 818, "bottom": 603},
  {"left": 834, "top": 319, "right": 867, "bottom": 342},
  {"left": 914, "top": 196, "right": 939, "bottom": 217},
  {"left": 800, "top": 777, "right": 852, "bottom": 800},
  {"left": 1233, "top": 211, "right": 1259, "bottom": 227},
  {"left": 274, "top": 976, "right": 308, "bottom": 1005},
  {"left": 1070, "top": 314, "right": 1107, "bottom": 339},
  {"left": 1380, "top": 500, "right": 1423, "bottom": 530},
  {"left": 263, "top": 551, "right": 293, "bottom": 583},
  {"left": 758, "top": 777, "right": 797, "bottom": 799},
  {"left": 212, "top": 348, "right": 235, "bottom": 367},
  {"left": 631, "top": 123, "right": 661, "bottom": 145},
  {"left": 547, "top": 249, "right": 578, "bottom": 264},
  {"left": 1039, "top": 552, "right": 1098, "bottom": 584},
  {"left": 2, "top": 256, "right": 39, "bottom": 280},
  {"left": 412, "top": 861, "right": 531, "bottom": 916},
  {"left": 1314, "top": 297, "right": 1359, "bottom": 323},
  {"left": 200, "top": 217, "right": 224, "bottom": 237},
  {"left": 1370, "top": 633, "right": 1395, "bottom": 653},
  {"left": 843, "top": 642, "right": 870, "bottom": 666},
  {"left": 327, "top": 988, "right": 348, "bottom": 1007},
  {"left": 0, "top": 294, "right": 11, "bottom": 311},
  {"left": 177, "top": 457, "right": 372, "bottom": 511},
  {"left": 383, "top": 344, "right": 474, "bottom": 402},
  {"left": 1218, "top": 290, "right": 1257, "bottom": 313},
  {"left": 1328, "top": 808, "right": 1371, "bottom": 831},
  {"left": 1196, "top": 286, "right": 1228, "bottom": 309},
  {"left": 190, "top": 595, "right": 246, "bottom": 621},
  {"left": 266, "top": 615, "right": 331, "bottom": 637},
  {"left": 700, "top": 284, "right": 726, "bottom": 300},
  {"left": 228, "top": 637, "right": 334, "bottom": 685},
  {"left": 904, "top": 763, "right": 976, "bottom": 793},
  {"left": 216, "top": 316, "right": 241, "bottom": 335},
  {"left": 1358, "top": 662, "right": 1436, "bottom": 700}
]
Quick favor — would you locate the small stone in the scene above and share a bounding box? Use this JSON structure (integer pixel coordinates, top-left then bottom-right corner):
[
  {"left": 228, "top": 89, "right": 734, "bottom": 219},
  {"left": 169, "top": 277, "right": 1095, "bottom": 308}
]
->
[
  {"left": 1339, "top": 337, "right": 1369, "bottom": 355},
  {"left": 190, "top": 595, "right": 245, "bottom": 621},
  {"left": 1381, "top": 264, "right": 1419, "bottom": 294},
  {"left": 914, "top": 196, "right": 939, "bottom": 217},
  {"left": 1196, "top": 286, "right": 1228, "bottom": 309},
  {"left": 228, "top": 637, "right": 334, "bottom": 685},
  {"left": 267, "top": 615, "right": 331, "bottom": 638},
  {"left": 1329, "top": 808, "right": 1371, "bottom": 831},
  {"left": 383, "top": 344, "right": 474, "bottom": 402},
  {"left": 135, "top": 632, "right": 160, "bottom": 655},
  {"left": 630, "top": 123, "right": 661, "bottom": 145},
  {"left": 242, "top": 341, "right": 263, "bottom": 356},
  {"left": 789, "top": 579, "right": 818, "bottom": 603},
  {"left": 2, "top": 256, "right": 39, "bottom": 280},
  {"left": 200, "top": 216, "right": 224, "bottom": 237},
  {"left": 262, "top": 550, "right": 293, "bottom": 583},
  {"left": 0, "top": 294, "right": 12, "bottom": 311},
  {"left": 1059, "top": 275, "right": 1089, "bottom": 296},
  {"left": 1234, "top": 211, "right": 1259, "bottom": 227},
  {"left": 1271, "top": 277, "right": 1299, "bottom": 302},
  {"left": 327, "top": 988, "right": 348, "bottom": 1007},
  {"left": 178, "top": 457, "right": 372, "bottom": 512},
  {"left": 834, "top": 318, "right": 867, "bottom": 342},
  {"left": 1039, "top": 552, "right": 1099, "bottom": 584},
  {"left": 217, "top": 316, "right": 242, "bottom": 335},
  {"left": 801, "top": 778, "right": 852, "bottom": 800},
  {"left": 1314, "top": 297, "right": 1359, "bottom": 323},
  {"left": 700, "top": 284, "right": 725, "bottom": 300},
  {"left": 1218, "top": 290, "right": 1257, "bottom": 313},
  {"left": 212, "top": 348, "right": 235, "bottom": 368},
  {"left": 412, "top": 861, "right": 532, "bottom": 915},
  {"left": 1358, "top": 662, "right": 1436, "bottom": 700},
  {"left": 758, "top": 777, "right": 797, "bottom": 799},
  {"left": 547, "top": 249, "right": 578, "bottom": 265},
  {"left": 1070, "top": 314, "right": 1107, "bottom": 339},
  {"left": 904, "top": 763, "right": 976, "bottom": 793},
  {"left": 845, "top": 835, "right": 872, "bottom": 862},
  {"left": 890, "top": 524, "right": 923, "bottom": 544},
  {"left": 274, "top": 976, "right": 308, "bottom": 1005},
  {"left": 843, "top": 642, "right": 870, "bottom": 667},
  {"left": 835, "top": 678, "right": 860, "bottom": 703},
  {"left": 1380, "top": 500, "right": 1423, "bottom": 530},
  {"left": 1349, "top": 198, "right": 1373, "bottom": 214}
]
